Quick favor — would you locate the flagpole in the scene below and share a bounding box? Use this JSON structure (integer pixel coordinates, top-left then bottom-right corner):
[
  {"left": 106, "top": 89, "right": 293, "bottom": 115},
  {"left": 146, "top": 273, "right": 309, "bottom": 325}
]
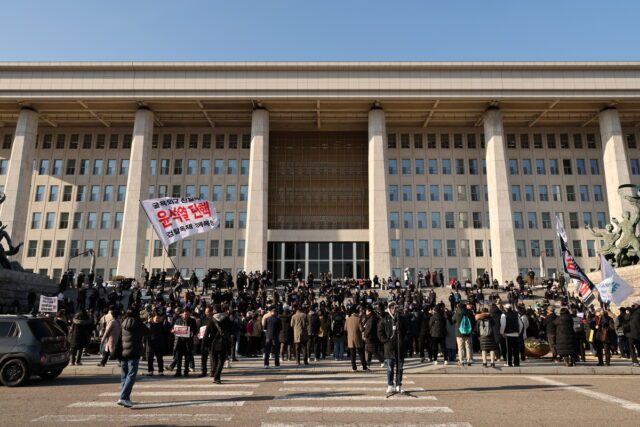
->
[{"left": 139, "top": 200, "right": 179, "bottom": 273}]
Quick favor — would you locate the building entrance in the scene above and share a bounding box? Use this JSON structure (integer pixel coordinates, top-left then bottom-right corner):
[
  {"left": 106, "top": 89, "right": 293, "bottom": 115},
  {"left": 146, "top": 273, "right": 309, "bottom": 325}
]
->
[{"left": 268, "top": 242, "right": 369, "bottom": 281}]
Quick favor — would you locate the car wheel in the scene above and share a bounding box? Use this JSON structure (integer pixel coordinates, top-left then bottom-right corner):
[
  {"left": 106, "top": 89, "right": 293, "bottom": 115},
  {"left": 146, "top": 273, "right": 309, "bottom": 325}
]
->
[
  {"left": 39, "top": 369, "right": 63, "bottom": 380},
  {"left": 0, "top": 359, "right": 30, "bottom": 387}
]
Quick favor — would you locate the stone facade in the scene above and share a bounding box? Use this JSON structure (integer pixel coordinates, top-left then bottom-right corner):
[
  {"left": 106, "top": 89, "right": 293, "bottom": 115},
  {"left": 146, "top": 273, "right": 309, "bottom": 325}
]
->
[{"left": 0, "top": 269, "right": 57, "bottom": 311}]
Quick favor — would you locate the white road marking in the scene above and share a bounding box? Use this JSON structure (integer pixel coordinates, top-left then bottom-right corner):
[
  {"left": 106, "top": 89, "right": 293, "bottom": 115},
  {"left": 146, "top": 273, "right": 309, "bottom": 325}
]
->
[
  {"left": 140, "top": 376, "right": 266, "bottom": 382},
  {"left": 31, "top": 414, "right": 233, "bottom": 422},
  {"left": 268, "top": 406, "right": 452, "bottom": 414},
  {"left": 136, "top": 383, "right": 260, "bottom": 388},
  {"left": 68, "top": 400, "right": 245, "bottom": 408},
  {"left": 260, "top": 423, "right": 472, "bottom": 427},
  {"left": 285, "top": 375, "right": 397, "bottom": 379},
  {"left": 99, "top": 391, "right": 253, "bottom": 396},
  {"left": 284, "top": 380, "right": 416, "bottom": 384},
  {"left": 528, "top": 376, "right": 640, "bottom": 412},
  {"left": 272, "top": 395, "right": 437, "bottom": 401},
  {"left": 280, "top": 387, "right": 425, "bottom": 392}
]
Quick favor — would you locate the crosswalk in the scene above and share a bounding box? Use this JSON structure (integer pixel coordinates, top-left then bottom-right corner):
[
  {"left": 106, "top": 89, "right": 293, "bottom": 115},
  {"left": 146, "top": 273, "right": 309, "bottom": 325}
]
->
[{"left": 33, "top": 370, "right": 472, "bottom": 426}]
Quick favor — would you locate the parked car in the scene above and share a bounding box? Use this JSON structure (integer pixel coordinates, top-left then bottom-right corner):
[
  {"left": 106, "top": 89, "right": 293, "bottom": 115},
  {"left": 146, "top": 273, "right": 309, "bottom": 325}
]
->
[{"left": 0, "top": 315, "right": 69, "bottom": 386}]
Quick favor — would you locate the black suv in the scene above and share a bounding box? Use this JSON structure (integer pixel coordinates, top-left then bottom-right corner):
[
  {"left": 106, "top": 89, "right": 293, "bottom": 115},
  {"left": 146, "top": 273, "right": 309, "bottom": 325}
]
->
[{"left": 0, "top": 315, "right": 70, "bottom": 386}]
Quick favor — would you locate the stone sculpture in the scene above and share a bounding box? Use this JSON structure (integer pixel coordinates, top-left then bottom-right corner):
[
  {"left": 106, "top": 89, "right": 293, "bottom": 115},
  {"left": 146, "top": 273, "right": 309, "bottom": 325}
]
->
[{"left": 0, "top": 192, "right": 24, "bottom": 270}]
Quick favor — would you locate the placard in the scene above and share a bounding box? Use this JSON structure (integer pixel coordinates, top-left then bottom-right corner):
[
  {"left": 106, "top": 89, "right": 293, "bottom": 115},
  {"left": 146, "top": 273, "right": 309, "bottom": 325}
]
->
[
  {"left": 198, "top": 325, "right": 207, "bottom": 339},
  {"left": 39, "top": 295, "right": 58, "bottom": 313},
  {"left": 173, "top": 325, "right": 190, "bottom": 338}
]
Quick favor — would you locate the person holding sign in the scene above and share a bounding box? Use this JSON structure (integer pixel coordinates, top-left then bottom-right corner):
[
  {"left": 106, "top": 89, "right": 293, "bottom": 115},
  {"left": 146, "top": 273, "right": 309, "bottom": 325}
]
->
[{"left": 172, "top": 308, "right": 197, "bottom": 377}]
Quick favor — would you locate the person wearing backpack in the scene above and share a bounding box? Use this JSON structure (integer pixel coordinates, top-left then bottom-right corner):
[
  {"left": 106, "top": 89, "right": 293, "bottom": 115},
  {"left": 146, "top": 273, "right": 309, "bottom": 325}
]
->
[
  {"left": 453, "top": 303, "right": 475, "bottom": 366},
  {"left": 500, "top": 304, "right": 524, "bottom": 367},
  {"left": 475, "top": 307, "right": 497, "bottom": 367}
]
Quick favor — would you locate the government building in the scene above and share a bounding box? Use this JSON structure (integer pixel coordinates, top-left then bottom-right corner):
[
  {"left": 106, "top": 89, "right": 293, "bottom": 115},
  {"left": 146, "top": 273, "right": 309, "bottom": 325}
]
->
[{"left": 0, "top": 62, "right": 639, "bottom": 284}]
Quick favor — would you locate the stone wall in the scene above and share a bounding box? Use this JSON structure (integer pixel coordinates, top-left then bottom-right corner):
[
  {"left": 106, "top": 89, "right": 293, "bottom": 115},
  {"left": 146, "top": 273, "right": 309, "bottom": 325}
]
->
[
  {"left": 587, "top": 265, "right": 640, "bottom": 311},
  {"left": 0, "top": 269, "right": 57, "bottom": 313}
]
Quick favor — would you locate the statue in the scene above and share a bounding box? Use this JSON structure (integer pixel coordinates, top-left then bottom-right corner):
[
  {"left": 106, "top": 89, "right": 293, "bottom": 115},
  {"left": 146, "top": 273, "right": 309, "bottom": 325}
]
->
[
  {"left": 586, "top": 223, "right": 621, "bottom": 267},
  {"left": 0, "top": 193, "right": 24, "bottom": 271}
]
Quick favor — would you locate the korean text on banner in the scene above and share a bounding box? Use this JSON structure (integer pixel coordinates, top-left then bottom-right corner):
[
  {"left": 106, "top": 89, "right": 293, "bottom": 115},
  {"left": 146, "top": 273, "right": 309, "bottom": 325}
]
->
[
  {"left": 39, "top": 295, "right": 58, "bottom": 313},
  {"left": 173, "top": 325, "right": 190, "bottom": 338},
  {"left": 141, "top": 197, "right": 220, "bottom": 246},
  {"left": 198, "top": 326, "right": 207, "bottom": 339}
]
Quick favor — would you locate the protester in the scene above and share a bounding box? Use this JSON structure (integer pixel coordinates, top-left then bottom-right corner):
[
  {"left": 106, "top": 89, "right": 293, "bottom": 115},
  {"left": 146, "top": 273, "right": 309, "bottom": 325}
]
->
[
  {"left": 378, "top": 302, "right": 406, "bottom": 393},
  {"left": 118, "top": 309, "right": 149, "bottom": 408}
]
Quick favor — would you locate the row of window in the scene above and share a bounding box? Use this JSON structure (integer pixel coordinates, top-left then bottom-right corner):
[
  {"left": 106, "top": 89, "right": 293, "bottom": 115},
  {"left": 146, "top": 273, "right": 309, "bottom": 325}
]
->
[
  {"left": 510, "top": 185, "right": 604, "bottom": 203},
  {"left": 509, "top": 158, "right": 600, "bottom": 176},
  {"left": 389, "top": 184, "right": 487, "bottom": 202},
  {"left": 514, "top": 211, "right": 606, "bottom": 230},
  {"left": 26, "top": 238, "right": 247, "bottom": 259},
  {"left": 390, "top": 238, "right": 598, "bottom": 258},
  {"left": 386, "top": 132, "right": 606, "bottom": 150},
  {"left": 149, "top": 159, "right": 249, "bottom": 176},
  {"left": 34, "top": 159, "right": 130, "bottom": 176},
  {"left": 149, "top": 185, "right": 248, "bottom": 202}
]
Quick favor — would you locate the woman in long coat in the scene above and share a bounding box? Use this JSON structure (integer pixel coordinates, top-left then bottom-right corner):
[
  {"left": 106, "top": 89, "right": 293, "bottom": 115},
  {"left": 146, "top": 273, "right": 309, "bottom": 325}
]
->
[
  {"left": 553, "top": 307, "right": 578, "bottom": 366},
  {"left": 70, "top": 309, "right": 94, "bottom": 365},
  {"left": 475, "top": 308, "right": 498, "bottom": 367},
  {"left": 346, "top": 309, "right": 367, "bottom": 371},
  {"left": 99, "top": 310, "right": 121, "bottom": 367}
]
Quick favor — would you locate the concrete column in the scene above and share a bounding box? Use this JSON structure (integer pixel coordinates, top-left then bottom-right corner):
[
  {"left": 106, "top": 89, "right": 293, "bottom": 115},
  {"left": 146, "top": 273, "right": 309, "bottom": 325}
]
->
[
  {"left": 0, "top": 108, "right": 38, "bottom": 251},
  {"left": 117, "top": 108, "right": 153, "bottom": 279},
  {"left": 244, "top": 108, "right": 269, "bottom": 272},
  {"left": 368, "top": 108, "right": 391, "bottom": 279},
  {"left": 484, "top": 107, "right": 518, "bottom": 283},
  {"left": 599, "top": 107, "right": 632, "bottom": 221}
]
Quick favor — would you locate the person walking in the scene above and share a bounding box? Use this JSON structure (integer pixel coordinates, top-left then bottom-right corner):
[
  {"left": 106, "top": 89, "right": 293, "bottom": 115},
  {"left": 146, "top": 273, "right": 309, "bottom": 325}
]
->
[
  {"left": 264, "top": 306, "right": 282, "bottom": 368},
  {"left": 118, "top": 309, "right": 149, "bottom": 408},
  {"left": 203, "top": 307, "right": 230, "bottom": 383},
  {"left": 378, "top": 302, "right": 407, "bottom": 393},
  {"left": 346, "top": 308, "right": 368, "bottom": 372},
  {"left": 98, "top": 309, "right": 121, "bottom": 367},
  {"left": 146, "top": 310, "right": 168, "bottom": 376}
]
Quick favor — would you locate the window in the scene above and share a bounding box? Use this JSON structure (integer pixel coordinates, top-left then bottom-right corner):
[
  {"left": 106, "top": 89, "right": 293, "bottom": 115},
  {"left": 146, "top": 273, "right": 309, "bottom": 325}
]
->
[
  {"left": 58, "top": 212, "right": 69, "bottom": 229},
  {"left": 524, "top": 185, "right": 535, "bottom": 202},
  {"left": 429, "top": 185, "right": 439, "bottom": 201},
  {"left": 428, "top": 159, "right": 437, "bottom": 174},
  {"left": 209, "top": 240, "right": 219, "bottom": 256},
  {"left": 45, "top": 212, "right": 55, "bottom": 229},
  {"left": 431, "top": 212, "right": 441, "bottom": 228},
  {"left": 65, "top": 159, "right": 76, "bottom": 175},
  {"left": 241, "top": 134, "right": 250, "bottom": 149},
  {"left": 566, "top": 185, "right": 576, "bottom": 202},
  {"left": 597, "top": 212, "right": 607, "bottom": 228},
  {"left": 62, "top": 185, "right": 72, "bottom": 202},
  {"left": 402, "top": 185, "right": 412, "bottom": 202},
  {"left": 388, "top": 159, "right": 397, "bottom": 174},
  {"left": 469, "top": 159, "right": 478, "bottom": 175},
  {"left": 572, "top": 240, "right": 583, "bottom": 257},
  {"left": 441, "top": 159, "right": 451, "bottom": 174},
  {"left": 97, "top": 240, "right": 108, "bottom": 257},
  {"left": 520, "top": 134, "right": 530, "bottom": 149},
  {"left": 522, "top": 159, "right": 532, "bottom": 175},
  {"left": 401, "top": 159, "right": 411, "bottom": 174},
  {"left": 531, "top": 240, "right": 541, "bottom": 257},
  {"left": 460, "top": 239, "right": 470, "bottom": 257},
  {"left": 389, "top": 212, "right": 399, "bottom": 229},
  {"left": 42, "top": 134, "right": 52, "bottom": 149},
  {"left": 86, "top": 212, "right": 97, "bottom": 229},
  {"left": 544, "top": 240, "right": 555, "bottom": 257},
  {"left": 415, "top": 159, "right": 424, "bottom": 174},
  {"left": 458, "top": 212, "right": 469, "bottom": 228},
  {"left": 174, "top": 159, "right": 183, "bottom": 175},
  {"left": 69, "top": 240, "right": 79, "bottom": 257},
  {"left": 103, "top": 185, "right": 114, "bottom": 202},
  {"left": 403, "top": 212, "right": 413, "bottom": 229},
  {"left": 149, "top": 159, "right": 157, "bottom": 175},
  {"left": 100, "top": 212, "right": 110, "bottom": 229},
  {"left": 470, "top": 185, "right": 480, "bottom": 201},
  {"left": 122, "top": 134, "right": 131, "bottom": 149},
  {"left": 237, "top": 240, "right": 246, "bottom": 257},
  {"left": 569, "top": 212, "right": 579, "bottom": 229},
  {"left": 509, "top": 159, "right": 519, "bottom": 175},
  {"left": 541, "top": 212, "right": 552, "bottom": 229},
  {"left": 214, "top": 159, "right": 224, "bottom": 175},
  {"left": 446, "top": 240, "right": 456, "bottom": 257},
  {"left": 160, "top": 159, "right": 170, "bottom": 175},
  {"left": 185, "top": 185, "right": 195, "bottom": 197},
  {"left": 215, "top": 134, "right": 225, "bottom": 149},
  {"left": 38, "top": 159, "right": 49, "bottom": 175},
  {"left": 580, "top": 185, "right": 590, "bottom": 202},
  {"left": 563, "top": 159, "right": 572, "bottom": 175},
  {"left": 472, "top": 212, "right": 482, "bottom": 229},
  {"left": 552, "top": 185, "right": 562, "bottom": 202},
  {"left": 390, "top": 240, "right": 400, "bottom": 257},
  {"left": 593, "top": 185, "right": 604, "bottom": 202},
  {"left": 440, "top": 134, "right": 450, "bottom": 149},
  {"left": 226, "top": 185, "right": 236, "bottom": 202},
  {"left": 238, "top": 212, "right": 247, "bottom": 229},
  {"left": 474, "top": 240, "right": 484, "bottom": 257},
  {"left": 527, "top": 212, "right": 538, "bottom": 229},
  {"left": 117, "top": 185, "right": 126, "bottom": 202},
  {"left": 417, "top": 212, "right": 427, "bottom": 229},
  {"left": 507, "top": 134, "right": 516, "bottom": 149},
  {"left": 549, "top": 159, "right": 559, "bottom": 175},
  {"left": 418, "top": 240, "right": 428, "bottom": 257},
  {"left": 181, "top": 240, "right": 192, "bottom": 257},
  {"left": 443, "top": 185, "right": 453, "bottom": 201},
  {"left": 536, "top": 159, "right": 546, "bottom": 175},
  {"left": 547, "top": 134, "right": 557, "bottom": 149},
  {"left": 172, "top": 185, "right": 181, "bottom": 197},
  {"left": 89, "top": 185, "right": 99, "bottom": 201},
  {"left": 213, "top": 185, "right": 222, "bottom": 202},
  {"left": 467, "top": 134, "right": 477, "bottom": 149},
  {"left": 414, "top": 134, "right": 423, "bottom": 149},
  {"left": 41, "top": 240, "right": 51, "bottom": 257},
  {"left": 404, "top": 240, "right": 414, "bottom": 257},
  {"left": 228, "top": 159, "right": 237, "bottom": 174},
  {"left": 626, "top": 133, "right": 637, "bottom": 149},
  {"left": 560, "top": 134, "right": 570, "bottom": 149},
  {"left": 72, "top": 212, "right": 83, "bottom": 229},
  {"left": 432, "top": 240, "right": 442, "bottom": 256},
  {"left": 539, "top": 185, "right": 548, "bottom": 201},
  {"left": 576, "top": 159, "right": 586, "bottom": 175},
  {"left": 454, "top": 134, "right": 463, "bottom": 149},
  {"left": 533, "top": 134, "right": 543, "bottom": 149},
  {"left": 27, "top": 240, "right": 37, "bottom": 257},
  {"left": 516, "top": 240, "right": 526, "bottom": 257},
  {"left": 511, "top": 185, "right": 521, "bottom": 202},
  {"left": 225, "top": 212, "right": 235, "bottom": 228},
  {"left": 583, "top": 212, "right": 593, "bottom": 227},
  {"left": 416, "top": 185, "right": 426, "bottom": 201},
  {"left": 587, "top": 240, "right": 596, "bottom": 257},
  {"left": 112, "top": 240, "right": 120, "bottom": 258},
  {"left": 631, "top": 159, "right": 640, "bottom": 175},
  {"left": 114, "top": 212, "right": 123, "bottom": 229},
  {"left": 588, "top": 159, "right": 600, "bottom": 175},
  {"left": 106, "top": 159, "right": 116, "bottom": 175},
  {"left": 35, "top": 185, "right": 45, "bottom": 202},
  {"left": 228, "top": 134, "right": 238, "bottom": 149},
  {"left": 427, "top": 134, "right": 436, "bottom": 149},
  {"left": 52, "top": 159, "right": 62, "bottom": 175},
  {"left": 167, "top": 242, "right": 177, "bottom": 257},
  {"left": 239, "top": 185, "right": 248, "bottom": 201},
  {"left": 513, "top": 212, "right": 524, "bottom": 229},
  {"left": 587, "top": 133, "right": 597, "bottom": 149},
  {"left": 387, "top": 134, "right": 396, "bottom": 149},
  {"left": 455, "top": 159, "right": 465, "bottom": 174},
  {"left": 445, "top": 212, "right": 455, "bottom": 229},
  {"left": 91, "top": 159, "right": 103, "bottom": 175}
]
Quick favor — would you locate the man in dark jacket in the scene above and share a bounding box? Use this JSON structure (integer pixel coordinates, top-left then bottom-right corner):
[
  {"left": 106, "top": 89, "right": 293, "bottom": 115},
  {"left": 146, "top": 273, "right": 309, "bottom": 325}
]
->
[
  {"left": 146, "top": 311, "right": 168, "bottom": 376},
  {"left": 172, "top": 308, "right": 197, "bottom": 377},
  {"left": 199, "top": 307, "right": 214, "bottom": 377},
  {"left": 363, "top": 305, "right": 383, "bottom": 365},
  {"left": 264, "top": 306, "right": 282, "bottom": 367},
  {"left": 203, "top": 307, "right": 230, "bottom": 383},
  {"left": 628, "top": 302, "right": 640, "bottom": 367},
  {"left": 542, "top": 308, "right": 558, "bottom": 361},
  {"left": 118, "top": 309, "right": 149, "bottom": 408},
  {"left": 429, "top": 306, "right": 447, "bottom": 365},
  {"left": 377, "top": 302, "right": 407, "bottom": 393}
]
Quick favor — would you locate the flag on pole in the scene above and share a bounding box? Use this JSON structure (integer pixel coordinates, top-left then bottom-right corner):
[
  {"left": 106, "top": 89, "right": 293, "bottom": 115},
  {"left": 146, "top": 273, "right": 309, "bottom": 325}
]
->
[
  {"left": 560, "top": 239, "right": 595, "bottom": 305},
  {"left": 556, "top": 215, "right": 568, "bottom": 244},
  {"left": 141, "top": 197, "right": 219, "bottom": 246},
  {"left": 596, "top": 254, "right": 635, "bottom": 305},
  {"left": 539, "top": 255, "right": 545, "bottom": 279}
]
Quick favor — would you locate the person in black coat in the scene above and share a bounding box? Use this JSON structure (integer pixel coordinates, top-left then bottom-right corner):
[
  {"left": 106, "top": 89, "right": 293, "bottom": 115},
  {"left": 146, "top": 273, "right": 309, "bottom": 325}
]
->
[
  {"left": 279, "top": 309, "right": 293, "bottom": 361},
  {"left": 553, "top": 308, "right": 578, "bottom": 366},
  {"left": 542, "top": 309, "right": 558, "bottom": 361},
  {"left": 628, "top": 303, "right": 640, "bottom": 367},
  {"left": 429, "top": 306, "right": 447, "bottom": 364},
  {"left": 590, "top": 310, "right": 616, "bottom": 366},
  {"left": 377, "top": 302, "right": 407, "bottom": 393},
  {"left": 264, "top": 307, "right": 282, "bottom": 367},
  {"left": 70, "top": 309, "right": 93, "bottom": 365},
  {"left": 172, "top": 309, "right": 197, "bottom": 377},
  {"left": 119, "top": 309, "right": 149, "bottom": 407},
  {"left": 146, "top": 311, "right": 168, "bottom": 376},
  {"left": 362, "top": 305, "right": 383, "bottom": 365},
  {"left": 203, "top": 310, "right": 231, "bottom": 383},
  {"left": 475, "top": 308, "right": 497, "bottom": 367}
]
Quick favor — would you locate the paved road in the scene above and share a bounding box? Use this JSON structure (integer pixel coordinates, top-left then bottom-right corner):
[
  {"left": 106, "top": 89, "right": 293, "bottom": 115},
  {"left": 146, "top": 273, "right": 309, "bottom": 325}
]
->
[{"left": 4, "top": 366, "right": 639, "bottom": 426}]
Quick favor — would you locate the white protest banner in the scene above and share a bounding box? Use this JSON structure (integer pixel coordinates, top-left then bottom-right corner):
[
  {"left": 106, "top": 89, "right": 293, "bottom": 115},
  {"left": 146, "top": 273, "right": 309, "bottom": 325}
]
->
[
  {"left": 198, "top": 326, "right": 207, "bottom": 339},
  {"left": 142, "top": 197, "right": 220, "bottom": 246},
  {"left": 39, "top": 295, "right": 58, "bottom": 313},
  {"left": 596, "top": 253, "right": 635, "bottom": 305},
  {"left": 173, "top": 325, "right": 190, "bottom": 338}
]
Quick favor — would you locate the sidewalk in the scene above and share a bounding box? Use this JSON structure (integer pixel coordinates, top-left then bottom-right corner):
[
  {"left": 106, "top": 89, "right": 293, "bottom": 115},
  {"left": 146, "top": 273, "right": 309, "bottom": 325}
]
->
[{"left": 62, "top": 355, "right": 640, "bottom": 377}]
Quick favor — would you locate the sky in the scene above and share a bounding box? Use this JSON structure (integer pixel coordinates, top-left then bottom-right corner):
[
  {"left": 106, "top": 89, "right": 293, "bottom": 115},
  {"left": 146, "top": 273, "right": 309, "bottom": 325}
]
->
[{"left": 1, "top": 0, "right": 639, "bottom": 62}]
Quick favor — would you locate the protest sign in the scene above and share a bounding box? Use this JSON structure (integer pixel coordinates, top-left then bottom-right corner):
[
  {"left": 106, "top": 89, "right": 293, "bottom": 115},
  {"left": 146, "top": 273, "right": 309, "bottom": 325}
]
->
[
  {"left": 39, "top": 295, "right": 58, "bottom": 313},
  {"left": 173, "top": 325, "right": 190, "bottom": 338},
  {"left": 142, "top": 197, "right": 219, "bottom": 246}
]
